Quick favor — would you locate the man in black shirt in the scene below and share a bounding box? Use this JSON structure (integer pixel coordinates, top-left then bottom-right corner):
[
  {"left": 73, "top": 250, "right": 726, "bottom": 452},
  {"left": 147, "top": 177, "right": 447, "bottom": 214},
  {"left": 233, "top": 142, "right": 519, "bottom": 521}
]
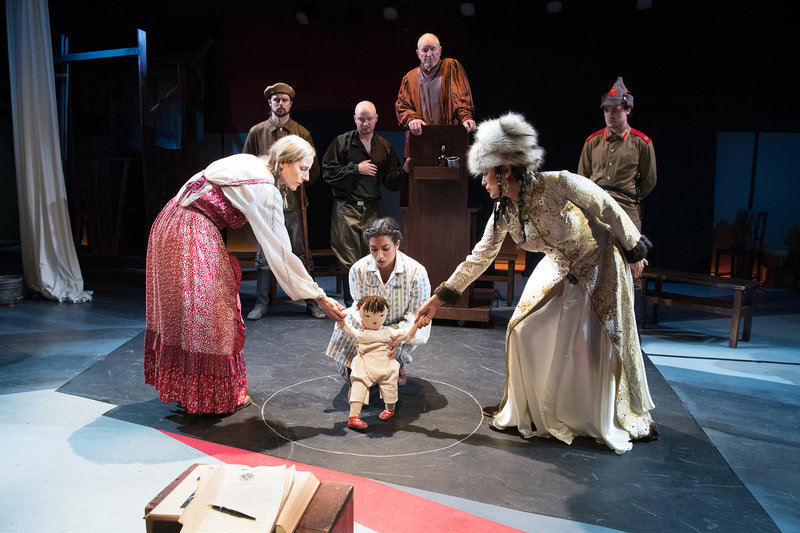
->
[{"left": 322, "top": 101, "right": 410, "bottom": 306}]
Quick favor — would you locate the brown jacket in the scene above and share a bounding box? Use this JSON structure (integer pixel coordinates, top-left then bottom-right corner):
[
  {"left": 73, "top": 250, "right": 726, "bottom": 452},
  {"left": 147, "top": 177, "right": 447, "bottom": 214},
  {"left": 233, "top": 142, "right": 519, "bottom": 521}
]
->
[{"left": 242, "top": 117, "right": 320, "bottom": 211}]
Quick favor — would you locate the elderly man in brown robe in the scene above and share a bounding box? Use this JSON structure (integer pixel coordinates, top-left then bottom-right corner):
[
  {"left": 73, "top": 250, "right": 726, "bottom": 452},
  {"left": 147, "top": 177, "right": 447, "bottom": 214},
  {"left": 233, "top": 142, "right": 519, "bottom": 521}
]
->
[{"left": 395, "top": 33, "right": 476, "bottom": 137}]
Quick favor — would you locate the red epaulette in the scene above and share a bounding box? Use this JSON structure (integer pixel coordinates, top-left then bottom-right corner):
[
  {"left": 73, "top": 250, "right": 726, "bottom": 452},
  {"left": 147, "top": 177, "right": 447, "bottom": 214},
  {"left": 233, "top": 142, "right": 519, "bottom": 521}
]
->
[
  {"left": 584, "top": 129, "right": 605, "bottom": 143},
  {"left": 630, "top": 128, "right": 651, "bottom": 143}
]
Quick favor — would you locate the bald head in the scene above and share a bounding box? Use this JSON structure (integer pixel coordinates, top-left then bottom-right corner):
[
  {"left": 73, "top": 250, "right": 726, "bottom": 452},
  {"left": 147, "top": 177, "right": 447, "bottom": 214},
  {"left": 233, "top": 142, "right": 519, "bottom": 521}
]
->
[
  {"left": 416, "top": 33, "right": 442, "bottom": 73},
  {"left": 355, "top": 101, "right": 376, "bottom": 116},
  {"left": 354, "top": 100, "right": 378, "bottom": 136},
  {"left": 417, "top": 33, "right": 440, "bottom": 50}
]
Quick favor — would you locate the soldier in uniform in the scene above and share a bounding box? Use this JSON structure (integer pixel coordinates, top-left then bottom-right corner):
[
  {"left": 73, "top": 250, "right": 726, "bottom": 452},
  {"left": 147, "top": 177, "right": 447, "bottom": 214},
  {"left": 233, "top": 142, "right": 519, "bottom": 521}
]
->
[
  {"left": 578, "top": 77, "right": 657, "bottom": 232},
  {"left": 242, "top": 82, "right": 325, "bottom": 319}
]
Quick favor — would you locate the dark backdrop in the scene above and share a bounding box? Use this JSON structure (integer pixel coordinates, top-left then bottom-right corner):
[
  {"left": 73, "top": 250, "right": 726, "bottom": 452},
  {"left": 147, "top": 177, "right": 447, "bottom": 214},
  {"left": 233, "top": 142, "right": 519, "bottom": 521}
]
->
[{"left": 3, "top": 0, "right": 794, "bottom": 272}]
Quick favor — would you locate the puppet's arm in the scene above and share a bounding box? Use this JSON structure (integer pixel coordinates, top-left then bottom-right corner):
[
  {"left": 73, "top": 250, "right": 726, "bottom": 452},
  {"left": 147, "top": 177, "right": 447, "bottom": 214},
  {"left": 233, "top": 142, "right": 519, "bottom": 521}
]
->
[
  {"left": 389, "top": 316, "right": 429, "bottom": 343},
  {"left": 336, "top": 320, "right": 360, "bottom": 340}
]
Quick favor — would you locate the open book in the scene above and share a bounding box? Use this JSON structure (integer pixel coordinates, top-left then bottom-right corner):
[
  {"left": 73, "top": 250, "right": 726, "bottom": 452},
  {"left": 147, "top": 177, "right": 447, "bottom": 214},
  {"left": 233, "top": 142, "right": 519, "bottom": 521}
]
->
[
  {"left": 166, "top": 464, "right": 319, "bottom": 533},
  {"left": 275, "top": 469, "right": 321, "bottom": 533}
]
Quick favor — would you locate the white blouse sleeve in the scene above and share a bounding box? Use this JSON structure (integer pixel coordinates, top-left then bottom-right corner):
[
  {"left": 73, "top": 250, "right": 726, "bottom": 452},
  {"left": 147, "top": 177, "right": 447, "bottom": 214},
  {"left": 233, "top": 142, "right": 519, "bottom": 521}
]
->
[
  {"left": 239, "top": 185, "right": 325, "bottom": 301},
  {"left": 210, "top": 154, "right": 325, "bottom": 301}
]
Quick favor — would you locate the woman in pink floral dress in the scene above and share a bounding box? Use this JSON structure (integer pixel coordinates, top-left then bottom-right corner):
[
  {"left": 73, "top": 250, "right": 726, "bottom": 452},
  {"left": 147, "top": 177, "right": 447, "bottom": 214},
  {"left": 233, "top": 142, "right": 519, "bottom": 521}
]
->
[{"left": 144, "top": 136, "right": 345, "bottom": 414}]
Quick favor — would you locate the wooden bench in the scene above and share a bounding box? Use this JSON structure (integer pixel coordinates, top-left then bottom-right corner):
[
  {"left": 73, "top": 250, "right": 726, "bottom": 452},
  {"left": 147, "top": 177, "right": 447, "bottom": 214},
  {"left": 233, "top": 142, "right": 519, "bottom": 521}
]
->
[{"left": 640, "top": 268, "right": 761, "bottom": 348}]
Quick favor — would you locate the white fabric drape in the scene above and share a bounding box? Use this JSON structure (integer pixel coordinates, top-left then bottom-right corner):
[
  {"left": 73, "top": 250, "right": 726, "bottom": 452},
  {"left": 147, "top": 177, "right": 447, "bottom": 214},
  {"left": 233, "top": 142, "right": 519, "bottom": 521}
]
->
[{"left": 5, "top": 0, "right": 92, "bottom": 302}]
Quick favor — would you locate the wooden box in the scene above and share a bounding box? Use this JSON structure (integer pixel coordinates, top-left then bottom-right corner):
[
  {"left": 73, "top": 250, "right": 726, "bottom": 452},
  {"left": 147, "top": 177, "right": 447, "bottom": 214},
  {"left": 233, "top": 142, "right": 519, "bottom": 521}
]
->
[{"left": 144, "top": 464, "right": 354, "bottom": 533}]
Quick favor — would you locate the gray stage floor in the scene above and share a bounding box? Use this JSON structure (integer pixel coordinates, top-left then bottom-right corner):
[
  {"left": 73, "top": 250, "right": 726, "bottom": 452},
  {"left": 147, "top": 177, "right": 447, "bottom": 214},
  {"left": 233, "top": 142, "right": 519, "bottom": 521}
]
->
[{"left": 2, "top": 261, "right": 799, "bottom": 532}]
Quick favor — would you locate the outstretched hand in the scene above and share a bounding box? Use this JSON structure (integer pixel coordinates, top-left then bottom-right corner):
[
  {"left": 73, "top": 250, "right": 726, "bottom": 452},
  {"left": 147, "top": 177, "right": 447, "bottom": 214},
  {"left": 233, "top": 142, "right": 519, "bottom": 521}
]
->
[
  {"left": 415, "top": 295, "right": 444, "bottom": 323},
  {"left": 317, "top": 296, "right": 347, "bottom": 322}
]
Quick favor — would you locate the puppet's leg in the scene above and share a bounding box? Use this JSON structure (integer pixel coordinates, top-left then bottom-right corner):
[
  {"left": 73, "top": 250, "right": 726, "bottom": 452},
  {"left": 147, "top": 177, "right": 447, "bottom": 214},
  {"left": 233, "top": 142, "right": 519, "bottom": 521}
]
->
[
  {"left": 348, "top": 370, "right": 371, "bottom": 428},
  {"left": 378, "top": 362, "right": 400, "bottom": 420}
]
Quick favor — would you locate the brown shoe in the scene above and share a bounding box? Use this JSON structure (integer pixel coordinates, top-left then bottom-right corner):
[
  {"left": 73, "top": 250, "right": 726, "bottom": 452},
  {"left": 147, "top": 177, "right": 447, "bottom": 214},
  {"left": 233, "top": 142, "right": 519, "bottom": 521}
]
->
[
  {"left": 235, "top": 394, "right": 252, "bottom": 412},
  {"left": 481, "top": 403, "right": 501, "bottom": 417}
]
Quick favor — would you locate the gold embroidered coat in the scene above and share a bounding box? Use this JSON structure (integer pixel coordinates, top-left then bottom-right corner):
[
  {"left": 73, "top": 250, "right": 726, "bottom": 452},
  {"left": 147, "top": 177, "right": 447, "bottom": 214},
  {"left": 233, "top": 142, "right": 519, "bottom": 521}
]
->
[{"left": 441, "top": 170, "right": 652, "bottom": 418}]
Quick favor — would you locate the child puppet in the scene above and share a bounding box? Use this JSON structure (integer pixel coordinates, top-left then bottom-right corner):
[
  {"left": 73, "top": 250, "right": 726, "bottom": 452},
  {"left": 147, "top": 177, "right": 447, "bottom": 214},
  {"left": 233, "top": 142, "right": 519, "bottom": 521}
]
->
[{"left": 337, "top": 295, "right": 429, "bottom": 429}]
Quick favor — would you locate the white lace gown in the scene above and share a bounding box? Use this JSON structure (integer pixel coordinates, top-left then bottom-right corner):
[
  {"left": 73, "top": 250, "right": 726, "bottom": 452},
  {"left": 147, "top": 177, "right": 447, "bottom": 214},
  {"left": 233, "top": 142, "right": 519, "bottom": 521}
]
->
[
  {"left": 441, "top": 170, "right": 654, "bottom": 454},
  {"left": 494, "top": 256, "right": 645, "bottom": 454}
]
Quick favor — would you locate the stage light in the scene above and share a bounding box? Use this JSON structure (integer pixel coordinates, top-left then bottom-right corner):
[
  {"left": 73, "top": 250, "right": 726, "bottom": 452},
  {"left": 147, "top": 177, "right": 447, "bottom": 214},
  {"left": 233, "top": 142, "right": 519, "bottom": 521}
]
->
[
  {"left": 546, "top": 1, "right": 563, "bottom": 14},
  {"left": 636, "top": 0, "right": 653, "bottom": 10},
  {"left": 383, "top": 6, "right": 398, "bottom": 20},
  {"left": 460, "top": 2, "right": 476, "bottom": 16},
  {"left": 296, "top": 12, "right": 309, "bottom": 25}
]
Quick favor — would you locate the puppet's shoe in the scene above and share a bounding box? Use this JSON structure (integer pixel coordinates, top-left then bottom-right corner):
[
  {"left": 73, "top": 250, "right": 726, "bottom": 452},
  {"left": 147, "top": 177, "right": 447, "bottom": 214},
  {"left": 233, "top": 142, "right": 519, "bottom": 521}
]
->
[
  {"left": 348, "top": 417, "right": 368, "bottom": 429},
  {"left": 397, "top": 364, "right": 407, "bottom": 386},
  {"left": 378, "top": 409, "right": 395, "bottom": 421}
]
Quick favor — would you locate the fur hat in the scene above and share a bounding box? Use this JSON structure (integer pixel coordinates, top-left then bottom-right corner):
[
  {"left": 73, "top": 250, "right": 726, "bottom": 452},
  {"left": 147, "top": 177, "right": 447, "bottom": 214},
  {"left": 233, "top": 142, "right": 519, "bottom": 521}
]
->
[{"left": 467, "top": 112, "right": 545, "bottom": 174}]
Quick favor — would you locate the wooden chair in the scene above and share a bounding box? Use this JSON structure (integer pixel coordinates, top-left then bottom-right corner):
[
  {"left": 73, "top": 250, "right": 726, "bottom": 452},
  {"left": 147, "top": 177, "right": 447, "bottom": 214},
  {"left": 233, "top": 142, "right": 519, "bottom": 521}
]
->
[
  {"left": 477, "top": 234, "right": 519, "bottom": 306},
  {"left": 714, "top": 210, "right": 767, "bottom": 280}
]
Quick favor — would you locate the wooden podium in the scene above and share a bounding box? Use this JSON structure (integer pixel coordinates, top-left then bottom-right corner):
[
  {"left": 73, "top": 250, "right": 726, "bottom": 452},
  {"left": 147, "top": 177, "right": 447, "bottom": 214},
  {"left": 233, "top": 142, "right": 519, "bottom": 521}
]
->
[{"left": 401, "top": 125, "right": 492, "bottom": 323}]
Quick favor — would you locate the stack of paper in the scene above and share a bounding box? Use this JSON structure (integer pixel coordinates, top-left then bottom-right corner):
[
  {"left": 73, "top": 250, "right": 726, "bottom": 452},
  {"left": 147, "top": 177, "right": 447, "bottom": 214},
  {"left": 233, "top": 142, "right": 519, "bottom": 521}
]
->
[{"left": 148, "top": 463, "right": 320, "bottom": 533}]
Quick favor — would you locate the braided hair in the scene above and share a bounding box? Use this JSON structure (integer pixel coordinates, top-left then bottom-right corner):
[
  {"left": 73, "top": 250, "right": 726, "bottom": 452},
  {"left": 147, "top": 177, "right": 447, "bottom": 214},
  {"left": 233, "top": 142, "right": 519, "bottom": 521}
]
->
[{"left": 492, "top": 165, "right": 530, "bottom": 242}]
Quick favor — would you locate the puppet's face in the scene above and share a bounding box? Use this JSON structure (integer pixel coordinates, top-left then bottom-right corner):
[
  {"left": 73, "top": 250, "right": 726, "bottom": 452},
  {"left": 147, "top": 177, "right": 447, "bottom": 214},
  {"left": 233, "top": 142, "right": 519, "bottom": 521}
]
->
[{"left": 359, "top": 307, "right": 388, "bottom": 331}]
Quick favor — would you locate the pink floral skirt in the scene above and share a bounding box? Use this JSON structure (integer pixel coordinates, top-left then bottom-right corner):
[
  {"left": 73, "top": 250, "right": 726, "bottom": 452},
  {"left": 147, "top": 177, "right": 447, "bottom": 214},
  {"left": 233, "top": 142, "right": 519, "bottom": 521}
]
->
[{"left": 144, "top": 200, "right": 247, "bottom": 414}]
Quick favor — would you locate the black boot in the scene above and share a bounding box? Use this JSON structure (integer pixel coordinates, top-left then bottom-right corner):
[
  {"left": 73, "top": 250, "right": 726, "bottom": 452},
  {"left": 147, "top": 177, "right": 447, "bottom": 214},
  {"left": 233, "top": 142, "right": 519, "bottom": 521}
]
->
[
  {"left": 247, "top": 269, "right": 271, "bottom": 320},
  {"left": 306, "top": 299, "right": 326, "bottom": 319},
  {"left": 341, "top": 268, "right": 353, "bottom": 308}
]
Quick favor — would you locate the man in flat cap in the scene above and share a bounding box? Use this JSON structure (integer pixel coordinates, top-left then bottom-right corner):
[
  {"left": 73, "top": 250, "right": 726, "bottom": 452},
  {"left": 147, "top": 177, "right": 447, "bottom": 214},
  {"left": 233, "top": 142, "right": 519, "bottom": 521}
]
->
[
  {"left": 578, "top": 76, "right": 657, "bottom": 233},
  {"left": 242, "top": 82, "right": 325, "bottom": 319}
]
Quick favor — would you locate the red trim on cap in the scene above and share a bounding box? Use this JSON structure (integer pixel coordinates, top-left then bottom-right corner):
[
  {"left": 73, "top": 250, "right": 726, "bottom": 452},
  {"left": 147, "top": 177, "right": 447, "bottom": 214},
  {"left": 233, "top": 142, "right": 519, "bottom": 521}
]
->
[{"left": 630, "top": 128, "right": 651, "bottom": 143}]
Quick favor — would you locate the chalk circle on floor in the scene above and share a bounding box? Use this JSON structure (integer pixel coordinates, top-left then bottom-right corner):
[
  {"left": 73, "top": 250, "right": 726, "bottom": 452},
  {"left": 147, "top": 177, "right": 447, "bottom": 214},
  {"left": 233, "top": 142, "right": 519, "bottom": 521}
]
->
[{"left": 260, "top": 374, "right": 485, "bottom": 458}]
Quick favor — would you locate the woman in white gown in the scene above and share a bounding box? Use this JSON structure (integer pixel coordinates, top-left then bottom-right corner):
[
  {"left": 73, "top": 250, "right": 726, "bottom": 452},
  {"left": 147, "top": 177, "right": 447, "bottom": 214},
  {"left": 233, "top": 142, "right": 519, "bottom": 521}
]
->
[{"left": 416, "top": 112, "right": 658, "bottom": 454}]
